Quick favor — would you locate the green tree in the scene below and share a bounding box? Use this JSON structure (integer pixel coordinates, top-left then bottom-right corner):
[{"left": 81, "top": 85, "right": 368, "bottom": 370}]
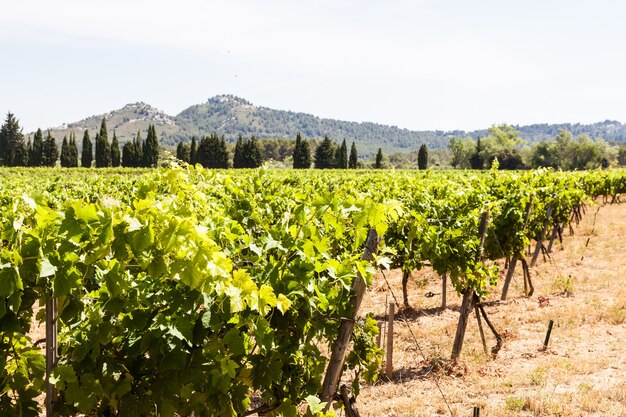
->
[
  {"left": 41, "top": 131, "right": 58, "bottom": 167},
  {"left": 417, "top": 144, "right": 428, "bottom": 170},
  {"left": 233, "top": 134, "right": 244, "bottom": 168},
  {"left": 81, "top": 129, "right": 93, "bottom": 167},
  {"left": 0, "top": 112, "right": 28, "bottom": 166},
  {"left": 197, "top": 133, "right": 229, "bottom": 168},
  {"left": 348, "top": 142, "right": 358, "bottom": 169},
  {"left": 60, "top": 136, "right": 71, "bottom": 167},
  {"left": 314, "top": 135, "right": 335, "bottom": 169},
  {"left": 292, "top": 132, "right": 311, "bottom": 169},
  {"left": 335, "top": 139, "right": 348, "bottom": 169},
  {"left": 469, "top": 137, "right": 484, "bottom": 169},
  {"left": 190, "top": 136, "right": 197, "bottom": 165},
  {"left": 448, "top": 136, "right": 475, "bottom": 169},
  {"left": 176, "top": 141, "right": 191, "bottom": 163},
  {"left": 111, "top": 132, "right": 121, "bottom": 167},
  {"left": 143, "top": 124, "right": 159, "bottom": 168},
  {"left": 375, "top": 148, "right": 383, "bottom": 169},
  {"left": 30, "top": 128, "right": 44, "bottom": 166},
  {"left": 529, "top": 141, "right": 560, "bottom": 168},
  {"left": 68, "top": 132, "right": 79, "bottom": 167},
  {"left": 618, "top": 145, "right": 626, "bottom": 166},
  {"left": 242, "top": 135, "right": 263, "bottom": 168},
  {"left": 95, "top": 118, "right": 111, "bottom": 168}
]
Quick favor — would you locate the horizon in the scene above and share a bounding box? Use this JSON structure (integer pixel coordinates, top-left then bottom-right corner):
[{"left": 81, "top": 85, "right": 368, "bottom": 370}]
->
[
  {"left": 2, "top": 1, "right": 626, "bottom": 133},
  {"left": 7, "top": 94, "right": 626, "bottom": 137}
]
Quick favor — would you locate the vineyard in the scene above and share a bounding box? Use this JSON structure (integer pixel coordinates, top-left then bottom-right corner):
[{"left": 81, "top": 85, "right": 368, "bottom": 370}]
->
[{"left": 1, "top": 165, "right": 625, "bottom": 417}]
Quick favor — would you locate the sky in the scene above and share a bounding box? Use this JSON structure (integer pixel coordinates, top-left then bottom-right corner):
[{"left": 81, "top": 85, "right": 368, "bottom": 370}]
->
[{"left": 1, "top": 0, "right": 626, "bottom": 133}]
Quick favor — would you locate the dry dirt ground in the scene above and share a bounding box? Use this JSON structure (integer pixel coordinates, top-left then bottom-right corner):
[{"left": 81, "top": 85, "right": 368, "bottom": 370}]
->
[{"left": 356, "top": 201, "right": 626, "bottom": 417}]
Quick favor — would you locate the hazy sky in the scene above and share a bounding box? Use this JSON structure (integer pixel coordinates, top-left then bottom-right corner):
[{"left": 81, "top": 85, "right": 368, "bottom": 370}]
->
[{"left": 2, "top": 0, "right": 626, "bottom": 133}]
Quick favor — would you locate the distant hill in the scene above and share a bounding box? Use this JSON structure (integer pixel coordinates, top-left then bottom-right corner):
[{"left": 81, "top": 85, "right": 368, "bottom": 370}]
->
[{"left": 30, "top": 95, "right": 626, "bottom": 157}]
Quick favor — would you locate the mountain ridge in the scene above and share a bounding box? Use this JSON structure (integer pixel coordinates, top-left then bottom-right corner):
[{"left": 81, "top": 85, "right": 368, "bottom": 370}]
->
[{"left": 29, "top": 95, "right": 626, "bottom": 157}]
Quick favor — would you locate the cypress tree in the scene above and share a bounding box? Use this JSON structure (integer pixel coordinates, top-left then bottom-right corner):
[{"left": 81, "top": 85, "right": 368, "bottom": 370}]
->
[
  {"left": 0, "top": 117, "right": 8, "bottom": 166},
  {"left": 375, "top": 148, "right": 383, "bottom": 169},
  {"left": 95, "top": 118, "right": 111, "bottom": 167},
  {"left": 197, "top": 133, "right": 229, "bottom": 168},
  {"left": 30, "top": 128, "right": 44, "bottom": 166},
  {"left": 242, "top": 135, "right": 262, "bottom": 168},
  {"left": 338, "top": 139, "right": 348, "bottom": 169},
  {"left": 314, "top": 135, "right": 336, "bottom": 169},
  {"left": 334, "top": 144, "right": 342, "bottom": 168},
  {"left": 60, "top": 136, "right": 71, "bottom": 167},
  {"left": 69, "top": 133, "right": 79, "bottom": 167},
  {"left": 418, "top": 144, "right": 429, "bottom": 170},
  {"left": 111, "top": 132, "right": 121, "bottom": 167},
  {"left": 293, "top": 132, "right": 311, "bottom": 169},
  {"left": 292, "top": 132, "right": 311, "bottom": 169},
  {"left": 81, "top": 129, "right": 92, "bottom": 167},
  {"left": 26, "top": 138, "right": 32, "bottom": 166},
  {"left": 190, "top": 136, "right": 197, "bottom": 165},
  {"left": 348, "top": 142, "right": 358, "bottom": 169},
  {"left": 300, "top": 136, "right": 311, "bottom": 168},
  {"left": 469, "top": 137, "right": 484, "bottom": 169},
  {"left": 293, "top": 133, "right": 302, "bottom": 168},
  {"left": 176, "top": 141, "right": 190, "bottom": 163},
  {"left": 133, "top": 130, "right": 143, "bottom": 167},
  {"left": 122, "top": 142, "right": 135, "bottom": 167},
  {"left": 41, "top": 131, "right": 58, "bottom": 167},
  {"left": 233, "top": 134, "right": 244, "bottom": 168},
  {"left": 0, "top": 112, "right": 28, "bottom": 166},
  {"left": 143, "top": 124, "right": 159, "bottom": 168}
]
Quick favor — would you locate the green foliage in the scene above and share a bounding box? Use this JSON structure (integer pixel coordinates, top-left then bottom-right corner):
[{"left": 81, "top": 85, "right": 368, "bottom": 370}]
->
[
  {"left": 60, "top": 136, "right": 71, "bottom": 167},
  {"left": 314, "top": 135, "right": 335, "bottom": 169},
  {"left": 111, "top": 132, "right": 121, "bottom": 167},
  {"left": 233, "top": 134, "right": 244, "bottom": 168},
  {"left": 335, "top": 139, "right": 348, "bottom": 169},
  {"left": 293, "top": 132, "right": 311, "bottom": 169},
  {"left": 189, "top": 136, "right": 197, "bottom": 164},
  {"left": 374, "top": 148, "right": 383, "bottom": 169},
  {"left": 0, "top": 112, "right": 28, "bottom": 166},
  {"left": 81, "top": 130, "right": 92, "bottom": 168},
  {"left": 242, "top": 135, "right": 263, "bottom": 168},
  {"left": 448, "top": 136, "right": 475, "bottom": 169},
  {"left": 197, "top": 133, "right": 229, "bottom": 168},
  {"left": 68, "top": 132, "right": 79, "bottom": 167},
  {"left": 417, "top": 144, "right": 428, "bottom": 170},
  {"left": 41, "top": 131, "right": 59, "bottom": 167},
  {"left": 0, "top": 167, "right": 624, "bottom": 416},
  {"left": 469, "top": 137, "right": 484, "bottom": 169},
  {"left": 95, "top": 118, "right": 111, "bottom": 168},
  {"left": 176, "top": 141, "right": 191, "bottom": 163},
  {"left": 142, "top": 124, "right": 159, "bottom": 168},
  {"left": 348, "top": 142, "right": 358, "bottom": 169},
  {"left": 30, "top": 128, "right": 44, "bottom": 167}
]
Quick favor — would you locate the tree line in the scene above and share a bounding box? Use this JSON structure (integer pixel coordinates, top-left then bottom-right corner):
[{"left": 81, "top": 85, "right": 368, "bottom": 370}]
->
[
  {"left": 448, "top": 124, "right": 623, "bottom": 170},
  {"left": 0, "top": 112, "right": 160, "bottom": 168},
  {"left": 174, "top": 132, "right": 415, "bottom": 170}
]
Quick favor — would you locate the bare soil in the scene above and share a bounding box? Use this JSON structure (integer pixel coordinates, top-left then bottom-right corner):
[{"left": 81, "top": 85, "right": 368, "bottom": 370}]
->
[{"left": 357, "top": 201, "right": 626, "bottom": 417}]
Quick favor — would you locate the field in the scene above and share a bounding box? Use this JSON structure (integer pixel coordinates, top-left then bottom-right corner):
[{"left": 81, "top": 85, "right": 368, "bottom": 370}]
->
[
  {"left": 0, "top": 166, "right": 625, "bottom": 417},
  {"left": 359, "top": 200, "right": 626, "bottom": 416}
]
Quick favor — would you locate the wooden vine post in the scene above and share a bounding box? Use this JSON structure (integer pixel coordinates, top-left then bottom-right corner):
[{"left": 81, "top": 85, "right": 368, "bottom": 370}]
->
[
  {"left": 321, "top": 229, "right": 379, "bottom": 409},
  {"left": 451, "top": 211, "right": 489, "bottom": 361},
  {"left": 46, "top": 297, "right": 58, "bottom": 417},
  {"left": 441, "top": 272, "right": 447, "bottom": 309},
  {"left": 531, "top": 203, "right": 553, "bottom": 267},
  {"left": 385, "top": 302, "right": 394, "bottom": 379},
  {"left": 501, "top": 197, "right": 533, "bottom": 301}
]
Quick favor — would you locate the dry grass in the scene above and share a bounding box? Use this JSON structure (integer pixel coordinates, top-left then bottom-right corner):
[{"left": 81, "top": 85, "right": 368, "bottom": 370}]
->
[{"left": 356, "top": 201, "right": 626, "bottom": 416}]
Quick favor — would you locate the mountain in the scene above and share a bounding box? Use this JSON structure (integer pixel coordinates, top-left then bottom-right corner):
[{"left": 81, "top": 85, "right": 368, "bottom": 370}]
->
[
  {"left": 29, "top": 95, "right": 626, "bottom": 157},
  {"left": 40, "top": 102, "right": 182, "bottom": 145}
]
